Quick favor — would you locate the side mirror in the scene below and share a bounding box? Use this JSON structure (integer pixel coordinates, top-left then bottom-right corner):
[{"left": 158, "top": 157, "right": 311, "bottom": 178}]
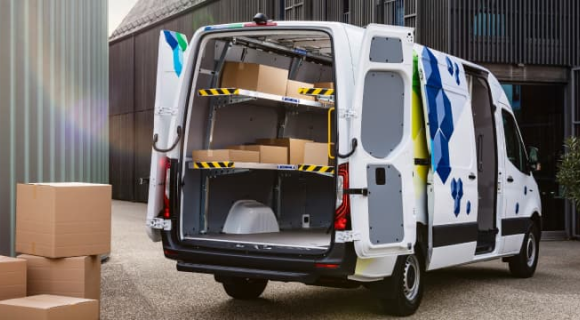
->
[{"left": 528, "top": 146, "right": 540, "bottom": 172}]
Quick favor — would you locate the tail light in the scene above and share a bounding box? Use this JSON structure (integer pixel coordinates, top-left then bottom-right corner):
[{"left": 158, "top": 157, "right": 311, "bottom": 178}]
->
[
  {"left": 335, "top": 163, "right": 350, "bottom": 230},
  {"left": 163, "top": 157, "right": 171, "bottom": 219}
]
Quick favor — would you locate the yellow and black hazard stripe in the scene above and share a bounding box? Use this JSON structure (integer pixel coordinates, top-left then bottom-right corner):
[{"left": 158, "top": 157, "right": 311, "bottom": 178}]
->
[
  {"left": 193, "top": 161, "right": 234, "bottom": 169},
  {"left": 298, "top": 87, "right": 334, "bottom": 96},
  {"left": 298, "top": 164, "right": 335, "bottom": 175},
  {"left": 198, "top": 88, "right": 240, "bottom": 96}
]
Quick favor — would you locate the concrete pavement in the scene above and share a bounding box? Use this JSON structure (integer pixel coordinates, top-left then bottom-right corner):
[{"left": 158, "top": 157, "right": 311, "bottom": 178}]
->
[{"left": 101, "top": 201, "right": 580, "bottom": 319}]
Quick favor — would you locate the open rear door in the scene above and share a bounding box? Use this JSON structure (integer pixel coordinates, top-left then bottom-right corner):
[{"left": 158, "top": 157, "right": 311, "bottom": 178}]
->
[
  {"left": 146, "top": 30, "right": 189, "bottom": 242},
  {"left": 415, "top": 45, "right": 478, "bottom": 269},
  {"left": 348, "top": 25, "right": 415, "bottom": 258}
]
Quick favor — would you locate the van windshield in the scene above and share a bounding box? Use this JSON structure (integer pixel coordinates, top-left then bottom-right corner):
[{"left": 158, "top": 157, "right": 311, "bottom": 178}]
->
[{"left": 180, "top": 30, "right": 337, "bottom": 254}]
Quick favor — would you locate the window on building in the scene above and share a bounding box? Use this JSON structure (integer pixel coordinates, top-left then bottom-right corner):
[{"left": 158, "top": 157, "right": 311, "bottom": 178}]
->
[
  {"left": 502, "top": 110, "right": 528, "bottom": 173},
  {"left": 473, "top": 1, "right": 505, "bottom": 38},
  {"left": 501, "top": 84, "right": 522, "bottom": 111},
  {"left": 382, "top": 0, "right": 405, "bottom": 26},
  {"left": 377, "top": 0, "right": 415, "bottom": 27},
  {"left": 343, "top": 0, "right": 350, "bottom": 23},
  {"left": 284, "top": 0, "right": 304, "bottom": 20}
]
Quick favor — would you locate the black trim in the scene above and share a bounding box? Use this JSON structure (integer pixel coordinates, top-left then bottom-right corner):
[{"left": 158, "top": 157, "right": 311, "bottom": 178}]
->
[
  {"left": 414, "top": 158, "right": 430, "bottom": 166},
  {"left": 501, "top": 217, "right": 531, "bottom": 236},
  {"left": 344, "top": 188, "right": 368, "bottom": 196},
  {"left": 432, "top": 222, "right": 478, "bottom": 247},
  {"left": 178, "top": 262, "right": 316, "bottom": 283}
]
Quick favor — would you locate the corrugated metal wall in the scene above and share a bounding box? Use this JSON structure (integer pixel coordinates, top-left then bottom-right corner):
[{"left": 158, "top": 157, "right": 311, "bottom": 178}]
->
[
  {"left": 424, "top": 0, "right": 580, "bottom": 66},
  {"left": 0, "top": 0, "right": 109, "bottom": 256}
]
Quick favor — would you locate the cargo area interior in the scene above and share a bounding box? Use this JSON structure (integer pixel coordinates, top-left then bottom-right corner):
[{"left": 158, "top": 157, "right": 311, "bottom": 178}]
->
[{"left": 180, "top": 30, "right": 337, "bottom": 252}]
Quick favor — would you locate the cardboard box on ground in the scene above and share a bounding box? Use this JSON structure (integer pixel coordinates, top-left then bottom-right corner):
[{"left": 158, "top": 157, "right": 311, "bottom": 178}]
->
[
  {"left": 16, "top": 183, "right": 112, "bottom": 258},
  {"left": 0, "top": 256, "right": 26, "bottom": 301},
  {"left": 17, "top": 255, "right": 100, "bottom": 300},
  {"left": 0, "top": 295, "right": 98, "bottom": 320},
  {"left": 221, "top": 62, "right": 288, "bottom": 96}
]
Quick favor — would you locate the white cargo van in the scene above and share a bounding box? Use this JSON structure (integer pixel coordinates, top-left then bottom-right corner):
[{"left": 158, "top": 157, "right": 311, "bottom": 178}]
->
[{"left": 146, "top": 15, "right": 542, "bottom": 315}]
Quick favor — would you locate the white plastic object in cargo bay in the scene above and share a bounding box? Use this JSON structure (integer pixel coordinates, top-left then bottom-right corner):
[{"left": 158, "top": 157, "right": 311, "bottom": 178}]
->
[{"left": 222, "top": 200, "right": 280, "bottom": 234}]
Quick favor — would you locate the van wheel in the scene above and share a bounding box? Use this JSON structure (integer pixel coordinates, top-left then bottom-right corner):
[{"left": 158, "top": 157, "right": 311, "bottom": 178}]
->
[
  {"left": 222, "top": 277, "right": 268, "bottom": 300},
  {"left": 508, "top": 223, "right": 540, "bottom": 278},
  {"left": 376, "top": 254, "right": 424, "bottom": 316}
]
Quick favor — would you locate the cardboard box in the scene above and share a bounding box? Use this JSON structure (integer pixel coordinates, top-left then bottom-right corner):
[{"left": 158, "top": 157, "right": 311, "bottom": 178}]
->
[
  {"left": 0, "top": 256, "right": 26, "bottom": 301},
  {"left": 229, "top": 145, "right": 288, "bottom": 164},
  {"left": 303, "top": 142, "right": 329, "bottom": 166},
  {"left": 286, "top": 80, "right": 314, "bottom": 101},
  {"left": 192, "top": 149, "right": 260, "bottom": 163},
  {"left": 221, "top": 62, "right": 289, "bottom": 96},
  {"left": 255, "top": 138, "right": 313, "bottom": 165},
  {"left": 17, "top": 255, "right": 100, "bottom": 300},
  {"left": 0, "top": 295, "right": 98, "bottom": 320},
  {"left": 16, "top": 183, "right": 112, "bottom": 259},
  {"left": 314, "top": 82, "right": 334, "bottom": 89}
]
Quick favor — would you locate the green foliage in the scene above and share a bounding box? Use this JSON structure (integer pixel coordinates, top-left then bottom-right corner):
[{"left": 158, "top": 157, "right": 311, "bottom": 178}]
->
[{"left": 556, "top": 136, "right": 580, "bottom": 206}]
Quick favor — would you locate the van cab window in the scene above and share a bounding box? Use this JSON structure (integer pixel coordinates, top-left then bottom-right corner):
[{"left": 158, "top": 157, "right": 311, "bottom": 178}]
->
[{"left": 502, "top": 110, "right": 528, "bottom": 173}]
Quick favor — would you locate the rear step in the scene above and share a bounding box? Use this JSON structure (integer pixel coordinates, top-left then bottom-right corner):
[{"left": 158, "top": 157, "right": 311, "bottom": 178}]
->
[{"left": 177, "top": 262, "right": 316, "bottom": 283}]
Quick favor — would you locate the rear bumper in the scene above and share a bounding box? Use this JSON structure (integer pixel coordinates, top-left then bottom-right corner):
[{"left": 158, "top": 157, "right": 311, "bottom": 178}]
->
[{"left": 161, "top": 229, "right": 357, "bottom": 284}]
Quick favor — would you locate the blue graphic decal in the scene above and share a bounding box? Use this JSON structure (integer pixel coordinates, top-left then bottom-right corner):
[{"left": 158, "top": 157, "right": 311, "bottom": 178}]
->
[
  {"left": 163, "top": 30, "right": 185, "bottom": 77},
  {"left": 422, "top": 48, "right": 454, "bottom": 183},
  {"left": 524, "top": 186, "right": 527, "bottom": 195},
  {"left": 451, "top": 178, "right": 457, "bottom": 197},
  {"left": 454, "top": 63, "right": 460, "bottom": 85},
  {"left": 446, "top": 57, "right": 453, "bottom": 75},
  {"left": 450, "top": 177, "right": 464, "bottom": 217},
  {"left": 515, "top": 203, "right": 519, "bottom": 214},
  {"left": 466, "top": 200, "right": 471, "bottom": 215},
  {"left": 163, "top": 30, "right": 178, "bottom": 50}
]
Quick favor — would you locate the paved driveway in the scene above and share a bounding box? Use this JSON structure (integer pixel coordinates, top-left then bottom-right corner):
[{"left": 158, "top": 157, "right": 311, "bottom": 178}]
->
[{"left": 102, "top": 201, "right": 580, "bottom": 319}]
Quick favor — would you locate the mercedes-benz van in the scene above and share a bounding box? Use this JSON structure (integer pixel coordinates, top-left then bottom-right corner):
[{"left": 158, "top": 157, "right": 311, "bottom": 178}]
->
[{"left": 145, "top": 16, "right": 542, "bottom": 315}]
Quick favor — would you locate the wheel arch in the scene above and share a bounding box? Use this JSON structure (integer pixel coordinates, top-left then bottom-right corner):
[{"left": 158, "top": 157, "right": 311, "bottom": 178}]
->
[{"left": 531, "top": 211, "right": 542, "bottom": 240}]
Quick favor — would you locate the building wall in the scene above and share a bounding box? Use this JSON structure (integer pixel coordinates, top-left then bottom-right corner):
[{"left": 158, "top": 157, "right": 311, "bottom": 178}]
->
[
  {"left": 0, "top": 0, "right": 109, "bottom": 256},
  {"left": 436, "top": 0, "right": 580, "bottom": 66}
]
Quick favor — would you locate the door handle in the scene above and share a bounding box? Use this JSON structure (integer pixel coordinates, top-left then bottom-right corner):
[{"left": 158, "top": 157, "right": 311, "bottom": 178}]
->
[
  {"left": 468, "top": 173, "right": 476, "bottom": 180},
  {"left": 507, "top": 176, "right": 514, "bottom": 183}
]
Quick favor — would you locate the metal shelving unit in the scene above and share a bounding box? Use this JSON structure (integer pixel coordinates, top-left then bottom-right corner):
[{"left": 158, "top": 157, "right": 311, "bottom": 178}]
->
[
  {"left": 187, "top": 160, "right": 335, "bottom": 177},
  {"left": 197, "top": 87, "right": 333, "bottom": 110}
]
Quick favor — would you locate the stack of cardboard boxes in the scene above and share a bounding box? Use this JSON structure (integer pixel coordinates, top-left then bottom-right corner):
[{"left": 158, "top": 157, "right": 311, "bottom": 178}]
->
[
  {"left": 0, "top": 183, "right": 111, "bottom": 320},
  {"left": 221, "top": 61, "right": 333, "bottom": 101},
  {"left": 192, "top": 138, "right": 329, "bottom": 166}
]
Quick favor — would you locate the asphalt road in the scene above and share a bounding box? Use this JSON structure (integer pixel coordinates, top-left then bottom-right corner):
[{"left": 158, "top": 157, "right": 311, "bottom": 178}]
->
[{"left": 102, "top": 201, "right": 580, "bottom": 319}]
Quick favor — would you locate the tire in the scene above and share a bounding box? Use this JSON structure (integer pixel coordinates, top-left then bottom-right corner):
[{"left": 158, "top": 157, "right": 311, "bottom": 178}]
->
[
  {"left": 508, "top": 222, "right": 540, "bottom": 278},
  {"left": 375, "top": 253, "right": 424, "bottom": 317},
  {"left": 221, "top": 277, "right": 268, "bottom": 300}
]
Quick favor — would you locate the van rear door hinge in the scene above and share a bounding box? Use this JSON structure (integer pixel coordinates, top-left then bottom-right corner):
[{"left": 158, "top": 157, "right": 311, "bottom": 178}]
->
[
  {"left": 335, "top": 230, "right": 361, "bottom": 243},
  {"left": 147, "top": 218, "right": 172, "bottom": 231},
  {"left": 339, "top": 109, "right": 358, "bottom": 119}
]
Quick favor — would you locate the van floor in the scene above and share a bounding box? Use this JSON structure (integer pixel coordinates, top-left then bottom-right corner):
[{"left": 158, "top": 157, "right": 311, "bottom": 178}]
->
[{"left": 192, "top": 228, "right": 331, "bottom": 249}]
